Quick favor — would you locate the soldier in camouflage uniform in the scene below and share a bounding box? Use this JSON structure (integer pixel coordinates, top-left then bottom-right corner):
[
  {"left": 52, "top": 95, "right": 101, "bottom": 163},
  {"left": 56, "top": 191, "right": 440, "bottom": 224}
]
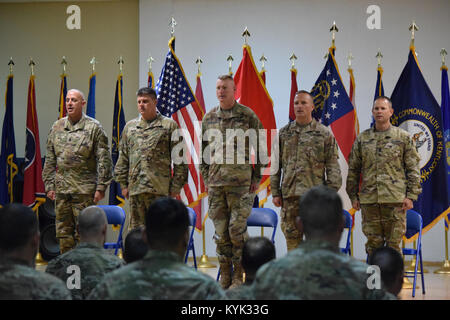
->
[
  {"left": 201, "top": 75, "right": 263, "bottom": 289},
  {"left": 88, "top": 198, "right": 225, "bottom": 300},
  {"left": 45, "top": 206, "right": 124, "bottom": 299},
  {"left": 251, "top": 186, "right": 395, "bottom": 300},
  {"left": 0, "top": 203, "right": 71, "bottom": 300},
  {"left": 42, "top": 89, "right": 113, "bottom": 254},
  {"left": 271, "top": 90, "right": 341, "bottom": 251},
  {"left": 114, "top": 87, "right": 188, "bottom": 230},
  {"left": 347, "top": 96, "right": 421, "bottom": 256}
]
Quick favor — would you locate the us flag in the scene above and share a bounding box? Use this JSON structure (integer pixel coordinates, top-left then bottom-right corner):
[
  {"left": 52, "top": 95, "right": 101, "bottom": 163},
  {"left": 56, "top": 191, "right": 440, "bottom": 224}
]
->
[{"left": 155, "top": 37, "right": 205, "bottom": 211}]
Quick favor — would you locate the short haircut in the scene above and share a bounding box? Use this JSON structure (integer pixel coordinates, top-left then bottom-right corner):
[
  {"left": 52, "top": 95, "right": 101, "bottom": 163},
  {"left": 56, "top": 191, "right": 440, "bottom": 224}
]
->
[
  {"left": 67, "top": 89, "right": 86, "bottom": 101},
  {"left": 145, "top": 197, "right": 189, "bottom": 248},
  {"left": 137, "top": 87, "right": 157, "bottom": 99},
  {"left": 217, "top": 74, "right": 234, "bottom": 82},
  {"left": 242, "top": 237, "right": 276, "bottom": 276},
  {"left": 373, "top": 95, "right": 393, "bottom": 109},
  {"left": 123, "top": 226, "right": 148, "bottom": 264},
  {"left": 298, "top": 185, "right": 343, "bottom": 237},
  {"left": 78, "top": 206, "right": 107, "bottom": 238},
  {"left": 0, "top": 203, "right": 39, "bottom": 252},
  {"left": 368, "top": 246, "right": 404, "bottom": 287},
  {"left": 295, "top": 90, "right": 314, "bottom": 101}
]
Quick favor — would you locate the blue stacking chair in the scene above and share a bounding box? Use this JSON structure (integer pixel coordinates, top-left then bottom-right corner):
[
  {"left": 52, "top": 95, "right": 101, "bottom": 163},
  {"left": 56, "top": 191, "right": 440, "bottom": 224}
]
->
[
  {"left": 341, "top": 210, "right": 353, "bottom": 255},
  {"left": 97, "top": 205, "right": 126, "bottom": 256},
  {"left": 184, "top": 207, "right": 198, "bottom": 269},
  {"left": 403, "top": 209, "right": 425, "bottom": 297},
  {"left": 217, "top": 207, "right": 278, "bottom": 281}
]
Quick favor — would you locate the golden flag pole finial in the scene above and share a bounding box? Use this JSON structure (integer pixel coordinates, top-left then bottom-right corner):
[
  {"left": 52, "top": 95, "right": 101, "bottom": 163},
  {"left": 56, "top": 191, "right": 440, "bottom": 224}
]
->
[
  {"left": 289, "top": 53, "right": 297, "bottom": 69},
  {"left": 147, "top": 55, "right": 154, "bottom": 73},
  {"left": 376, "top": 50, "right": 383, "bottom": 68},
  {"left": 347, "top": 52, "right": 354, "bottom": 69},
  {"left": 409, "top": 21, "right": 418, "bottom": 47},
  {"left": 90, "top": 57, "right": 97, "bottom": 74},
  {"left": 330, "top": 21, "right": 338, "bottom": 48},
  {"left": 259, "top": 54, "right": 267, "bottom": 72},
  {"left": 196, "top": 57, "right": 203, "bottom": 77},
  {"left": 118, "top": 56, "right": 124, "bottom": 74},
  {"left": 242, "top": 26, "right": 251, "bottom": 45},
  {"left": 28, "top": 58, "right": 35, "bottom": 76},
  {"left": 169, "top": 17, "right": 177, "bottom": 38},
  {"left": 8, "top": 57, "right": 14, "bottom": 75},
  {"left": 61, "top": 56, "right": 67, "bottom": 74},
  {"left": 441, "top": 48, "right": 448, "bottom": 67},
  {"left": 227, "top": 54, "right": 234, "bottom": 75}
]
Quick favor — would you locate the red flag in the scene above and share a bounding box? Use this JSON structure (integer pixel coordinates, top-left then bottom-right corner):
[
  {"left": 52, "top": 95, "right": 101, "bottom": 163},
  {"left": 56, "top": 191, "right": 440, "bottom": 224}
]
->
[
  {"left": 23, "top": 75, "right": 45, "bottom": 210},
  {"left": 234, "top": 44, "right": 277, "bottom": 206},
  {"left": 347, "top": 66, "right": 359, "bottom": 136},
  {"left": 191, "top": 73, "right": 207, "bottom": 231},
  {"left": 289, "top": 67, "right": 298, "bottom": 122}
]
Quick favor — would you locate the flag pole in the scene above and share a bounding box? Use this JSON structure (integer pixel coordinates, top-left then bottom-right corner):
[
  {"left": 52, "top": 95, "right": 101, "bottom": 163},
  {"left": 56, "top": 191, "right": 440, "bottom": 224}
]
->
[
  {"left": 434, "top": 49, "right": 450, "bottom": 274},
  {"left": 194, "top": 57, "right": 215, "bottom": 269},
  {"left": 28, "top": 58, "right": 46, "bottom": 266},
  {"left": 347, "top": 52, "right": 355, "bottom": 257}
]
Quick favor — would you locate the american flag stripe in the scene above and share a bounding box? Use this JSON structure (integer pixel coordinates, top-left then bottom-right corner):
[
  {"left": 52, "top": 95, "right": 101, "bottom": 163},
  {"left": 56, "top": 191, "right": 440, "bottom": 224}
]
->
[{"left": 156, "top": 37, "right": 206, "bottom": 210}]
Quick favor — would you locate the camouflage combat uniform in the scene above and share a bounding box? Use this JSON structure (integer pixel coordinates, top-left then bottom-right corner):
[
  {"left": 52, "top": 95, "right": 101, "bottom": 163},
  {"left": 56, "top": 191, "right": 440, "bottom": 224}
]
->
[
  {"left": 114, "top": 113, "right": 188, "bottom": 230},
  {"left": 251, "top": 240, "right": 396, "bottom": 300},
  {"left": 42, "top": 114, "right": 113, "bottom": 253},
  {"left": 201, "top": 102, "right": 263, "bottom": 288},
  {"left": 346, "top": 126, "right": 421, "bottom": 255},
  {"left": 0, "top": 257, "right": 71, "bottom": 300},
  {"left": 271, "top": 119, "right": 341, "bottom": 251},
  {"left": 45, "top": 242, "right": 124, "bottom": 300},
  {"left": 87, "top": 250, "right": 225, "bottom": 300}
]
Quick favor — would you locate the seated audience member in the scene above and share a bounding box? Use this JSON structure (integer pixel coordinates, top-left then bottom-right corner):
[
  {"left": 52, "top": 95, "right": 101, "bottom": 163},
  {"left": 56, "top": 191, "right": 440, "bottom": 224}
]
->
[
  {"left": 226, "top": 236, "right": 276, "bottom": 299},
  {"left": 368, "top": 246, "right": 404, "bottom": 297},
  {"left": 0, "top": 203, "right": 71, "bottom": 300},
  {"left": 123, "top": 226, "right": 148, "bottom": 264},
  {"left": 45, "top": 206, "right": 124, "bottom": 299},
  {"left": 251, "top": 185, "right": 395, "bottom": 300},
  {"left": 88, "top": 197, "right": 226, "bottom": 300}
]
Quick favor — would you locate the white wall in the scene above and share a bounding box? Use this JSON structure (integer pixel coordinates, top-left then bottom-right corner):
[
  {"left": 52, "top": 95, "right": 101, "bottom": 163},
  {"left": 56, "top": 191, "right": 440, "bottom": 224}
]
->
[{"left": 140, "top": 0, "right": 450, "bottom": 262}]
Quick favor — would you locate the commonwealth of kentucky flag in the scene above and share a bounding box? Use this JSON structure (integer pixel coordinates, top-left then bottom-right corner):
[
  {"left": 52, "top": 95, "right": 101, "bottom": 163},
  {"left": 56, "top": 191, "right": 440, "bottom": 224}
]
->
[
  {"left": 155, "top": 37, "right": 206, "bottom": 214},
  {"left": 311, "top": 47, "right": 357, "bottom": 162},
  {"left": 109, "top": 74, "right": 126, "bottom": 207},
  {"left": 391, "top": 48, "right": 449, "bottom": 237},
  {"left": 0, "top": 75, "right": 18, "bottom": 206},
  {"left": 289, "top": 67, "right": 298, "bottom": 122},
  {"left": 234, "top": 44, "right": 277, "bottom": 207},
  {"left": 441, "top": 64, "right": 450, "bottom": 206},
  {"left": 86, "top": 73, "right": 96, "bottom": 118},
  {"left": 58, "top": 73, "right": 68, "bottom": 119},
  {"left": 23, "top": 75, "right": 45, "bottom": 210}
]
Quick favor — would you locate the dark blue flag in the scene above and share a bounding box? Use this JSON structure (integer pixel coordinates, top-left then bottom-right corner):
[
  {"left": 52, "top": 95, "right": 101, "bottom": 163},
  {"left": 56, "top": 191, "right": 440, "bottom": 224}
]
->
[
  {"left": 391, "top": 48, "right": 449, "bottom": 236},
  {"left": 441, "top": 64, "right": 450, "bottom": 230},
  {"left": 109, "top": 74, "right": 126, "bottom": 207},
  {"left": 0, "top": 75, "right": 18, "bottom": 206},
  {"left": 86, "top": 73, "right": 96, "bottom": 118},
  {"left": 371, "top": 66, "right": 385, "bottom": 127},
  {"left": 442, "top": 65, "right": 450, "bottom": 205}
]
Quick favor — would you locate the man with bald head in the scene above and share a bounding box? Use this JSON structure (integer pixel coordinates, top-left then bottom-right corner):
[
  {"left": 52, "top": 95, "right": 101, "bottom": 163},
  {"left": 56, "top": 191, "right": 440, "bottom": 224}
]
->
[
  {"left": 45, "top": 206, "right": 123, "bottom": 300},
  {"left": 42, "top": 89, "right": 113, "bottom": 254}
]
